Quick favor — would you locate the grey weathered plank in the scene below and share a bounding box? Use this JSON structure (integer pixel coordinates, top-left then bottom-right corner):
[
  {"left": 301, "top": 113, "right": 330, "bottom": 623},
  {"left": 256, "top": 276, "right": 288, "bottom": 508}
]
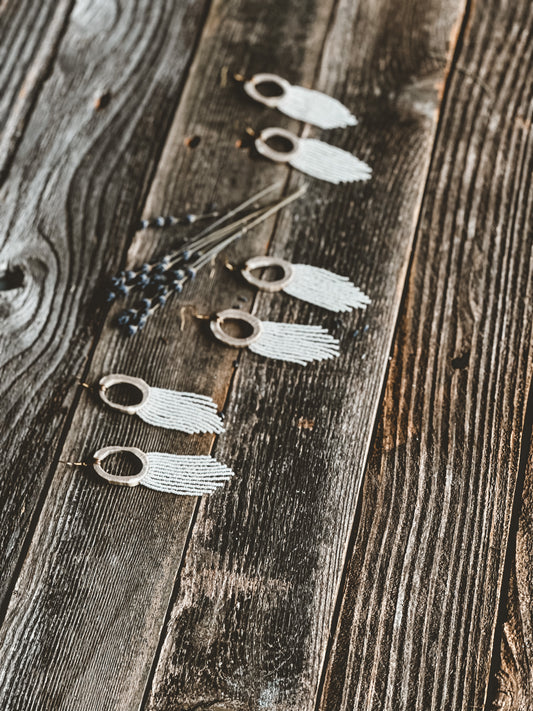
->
[
  {"left": 0, "top": 0, "right": 465, "bottom": 709},
  {"left": 141, "top": 1, "right": 467, "bottom": 709},
  {"left": 0, "top": 0, "right": 75, "bottom": 180},
  {"left": 0, "top": 0, "right": 210, "bottom": 608},
  {"left": 319, "top": 0, "right": 533, "bottom": 708},
  {"left": 490, "top": 439, "right": 533, "bottom": 710},
  {"left": 0, "top": 0, "right": 336, "bottom": 706}
]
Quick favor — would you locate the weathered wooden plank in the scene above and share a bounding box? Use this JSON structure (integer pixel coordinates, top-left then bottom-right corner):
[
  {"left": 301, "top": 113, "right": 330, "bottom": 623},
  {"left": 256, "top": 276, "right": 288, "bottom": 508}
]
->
[
  {"left": 490, "top": 435, "right": 533, "bottom": 711},
  {"left": 140, "top": 1, "right": 467, "bottom": 710},
  {"left": 319, "top": 0, "right": 533, "bottom": 708},
  {"left": 0, "top": 0, "right": 75, "bottom": 179},
  {"left": 0, "top": 0, "right": 210, "bottom": 607},
  {"left": 0, "top": 0, "right": 340, "bottom": 706}
]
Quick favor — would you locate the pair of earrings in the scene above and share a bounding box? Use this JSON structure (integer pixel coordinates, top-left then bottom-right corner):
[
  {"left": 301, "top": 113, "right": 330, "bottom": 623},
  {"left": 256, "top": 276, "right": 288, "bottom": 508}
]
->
[
  {"left": 203, "top": 254, "right": 370, "bottom": 366},
  {"left": 242, "top": 73, "right": 371, "bottom": 184},
  {"left": 63, "top": 374, "right": 234, "bottom": 497}
]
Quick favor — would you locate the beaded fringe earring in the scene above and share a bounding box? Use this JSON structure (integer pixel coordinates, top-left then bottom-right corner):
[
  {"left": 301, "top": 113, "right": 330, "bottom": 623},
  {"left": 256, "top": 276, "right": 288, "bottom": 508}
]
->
[
  {"left": 97, "top": 374, "right": 224, "bottom": 434},
  {"left": 255, "top": 127, "right": 371, "bottom": 184},
  {"left": 61, "top": 446, "right": 234, "bottom": 497},
  {"left": 244, "top": 73, "right": 357, "bottom": 129},
  {"left": 209, "top": 309, "right": 340, "bottom": 366},
  {"left": 239, "top": 256, "right": 371, "bottom": 313}
]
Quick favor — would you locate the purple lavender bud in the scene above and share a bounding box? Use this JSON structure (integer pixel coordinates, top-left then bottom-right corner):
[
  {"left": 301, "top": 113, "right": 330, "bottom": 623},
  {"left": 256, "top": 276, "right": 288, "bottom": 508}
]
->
[
  {"left": 157, "top": 295, "right": 167, "bottom": 307},
  {"left": 125, "top": 270, "right": 136, "bottom": 282},
  {"left": 106, "top": 290, "right": 117, "bottom": 302},
  {"left": 182, "top": 250, "right": 191, "bottom": 261},
  {"left": 161, "top": 256, "right": 171, "bottom": 266},
  {"left": 185, "top": 214, "right": 196, "bottom": 224},
  {"left": 137, "top": 273, "right": 150, "bottom": 287},
  {"left": 117, "top": 311, "right": 132, "bottom": 326},
  {"left": 110, "top": 276, "right": 123, "bottom": 287},
  {"left": 140, "top": 263, "right": 150, "bottom": 274},
  {"left": 140, "top": 298, "right": 152, "bottom": 313},
  {"left": 172, "top": 269, "right": 185, "bottom": 280},
  {"left": 126, "top": 324, "right": 138, "bottom": 337},
  {"left": 171, "top": 281, "right": 183, "bottom": 293},
  {"left": 116, "top": 283, "right": 129, "bottom": 296},
  {"left": 186, "top": 267, "right": 197, "bottom": 279},
  {"left": 137, "top": 316, "right": 147, "bottom": 330},
  {"left": 150, "top": 273, "right": 167, "bottom": 285},
  {"left": 152, "top": 263, "right": 166, "bottom": 275}
]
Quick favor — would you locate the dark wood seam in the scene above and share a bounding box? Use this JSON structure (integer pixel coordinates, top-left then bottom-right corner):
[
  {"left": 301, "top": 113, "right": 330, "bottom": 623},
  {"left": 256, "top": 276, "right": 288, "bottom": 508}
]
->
[{"left": 484, "top": 99, "right": 533, "bottom": 710}]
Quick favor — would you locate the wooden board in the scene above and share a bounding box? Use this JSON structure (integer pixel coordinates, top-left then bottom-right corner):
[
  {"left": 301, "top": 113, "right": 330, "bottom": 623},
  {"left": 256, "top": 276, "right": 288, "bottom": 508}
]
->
[
  {"left": 0, "top": 0, "right": 210, "bottom": 607},
  {"left": 0, "top": 0, "right": 74, "bottom": 179},
  {"left": 319, "top": 0, "right": 533, "bottom": 708},
  {"left": 140, "top": 0, "right": 467, "bottom": 709},
  {"left": 0, "top": 0, "right": 343, "bottom": 706},
  {"left": 490, "top": 438, "right": 533, "bottom": 710}
]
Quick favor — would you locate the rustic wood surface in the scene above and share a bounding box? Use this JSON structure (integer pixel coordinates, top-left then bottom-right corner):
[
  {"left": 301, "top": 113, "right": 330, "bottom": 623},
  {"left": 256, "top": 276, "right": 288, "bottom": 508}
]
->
[
  {"left": 320, "top": 0, "right": 533, "bottom": 708},
  {"left": 0, "top": 0, "right": 531, "bottom": 710},
  {"left": 0, "top": 0, "right": 75, "bottom": 179},
  {"left": 0, "top": 0, "right": 210, "bottom": 607},
  {"left": 491, "top": 425, "right": 533, "bottom": 711}
]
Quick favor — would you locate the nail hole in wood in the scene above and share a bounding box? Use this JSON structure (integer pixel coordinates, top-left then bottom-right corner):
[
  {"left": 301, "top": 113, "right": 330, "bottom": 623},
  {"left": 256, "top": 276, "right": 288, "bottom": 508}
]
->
[
  {"left": 94, "top": 90, "right": 112, "bottom": 111},
  {"left": 185, "top": 135, "right": 201, "bottom": 148},
  {"left": 452, "top": 351, "right": 470, "bottom": 369}
]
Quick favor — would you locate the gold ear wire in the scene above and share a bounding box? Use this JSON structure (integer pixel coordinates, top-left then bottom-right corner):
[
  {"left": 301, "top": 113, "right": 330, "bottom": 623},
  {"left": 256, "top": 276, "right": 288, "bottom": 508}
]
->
[
  {"left": 178, "top": 305, "right": 210, "bottom": 332},
  {"left": 58, "top": 460, "right": 88, "bottom": 467}
]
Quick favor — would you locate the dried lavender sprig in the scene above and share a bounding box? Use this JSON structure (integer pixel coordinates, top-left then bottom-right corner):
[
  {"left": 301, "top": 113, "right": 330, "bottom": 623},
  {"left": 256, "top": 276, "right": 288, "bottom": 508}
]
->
[
  {"left": 166, "top": 203, "right": 276, "bottom": 268},
  {"left": 108, "top": 205, "right": 277, "bottom": 305},
  {"left": 107, "top": 182, "right": 284, "bottom": 303},
  {"left": 139, "top": 209, "right": 219, "bottom": 230},
  {"left": 118, "top": 184, "right": 307, "bottom": 336}
]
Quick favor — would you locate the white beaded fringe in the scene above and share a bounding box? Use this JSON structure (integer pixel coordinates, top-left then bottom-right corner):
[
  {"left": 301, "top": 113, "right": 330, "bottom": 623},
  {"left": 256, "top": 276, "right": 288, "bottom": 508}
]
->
[
  {"left": 278, "top": 85, "right": 357, "bottom": 129},
  {"left": 290, "top": 139, "right": 371, "bottom": 184},
  {"left": 138, "top": 388, "right": 224, "bottom": 434},
  {"left": 284, "top": 265, "right": 371, "bottom": 312},
  {"left": 145, "top": 453, "right": 234, "bottom": 495},
  {"left": 249, "top": 322, "right": 340, "bottom": 365}
]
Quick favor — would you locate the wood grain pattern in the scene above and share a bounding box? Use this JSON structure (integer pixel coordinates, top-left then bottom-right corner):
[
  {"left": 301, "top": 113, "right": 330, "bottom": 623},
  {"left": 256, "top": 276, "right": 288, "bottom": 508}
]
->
[
  {"left": 141, "top": 0, "right": 467, "bottom": 709},
  {"left": 0, "top": 0, "right": 467, "bottom": 708},
  {"left": 0, "top": 0, "right": 210, "bottom": 608},
  {"left": 0, "top": 0, "right": 336, "bottom": 705},
  {"left": 0, "top": 0, "right": 75, "bottom": 179},
  {"left": 490, "top": 437, "right": 533, "bottom": 710},
  {"left": 320, "top": 0, "right": 533, "bottom": 708}
]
